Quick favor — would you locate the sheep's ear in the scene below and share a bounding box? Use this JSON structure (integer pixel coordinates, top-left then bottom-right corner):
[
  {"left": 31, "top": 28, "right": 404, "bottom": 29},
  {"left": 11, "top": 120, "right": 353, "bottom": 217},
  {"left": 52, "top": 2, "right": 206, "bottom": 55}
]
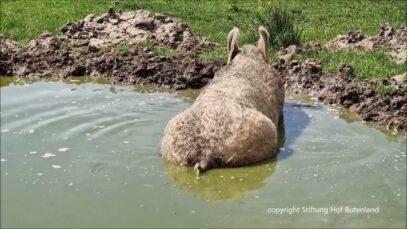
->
[
  {"left": 227, "top": 27, "right": 240, "bottom": 64},
  {"left": 257, "top": 26, "right": 270, "bottom": 61}
]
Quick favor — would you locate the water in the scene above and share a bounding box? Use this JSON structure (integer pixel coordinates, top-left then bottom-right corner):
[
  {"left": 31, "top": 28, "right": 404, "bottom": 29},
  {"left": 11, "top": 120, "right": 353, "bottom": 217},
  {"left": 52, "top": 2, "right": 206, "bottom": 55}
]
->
[{"left": 1, "top": 79, "right": 406, "bottom": 228}]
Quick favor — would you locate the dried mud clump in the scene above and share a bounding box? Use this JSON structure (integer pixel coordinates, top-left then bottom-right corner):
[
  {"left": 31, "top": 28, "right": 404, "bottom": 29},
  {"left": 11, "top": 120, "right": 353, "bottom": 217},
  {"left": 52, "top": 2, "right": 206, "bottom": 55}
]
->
[
  {"left": 0, "top": 9, "right": 225, "bottom": 89},
  {"left": 326, "top": 24, "right": 407, "bottom": 64},
  {"left": 275, "top": 42, "right": 321, "bottom": 62}
]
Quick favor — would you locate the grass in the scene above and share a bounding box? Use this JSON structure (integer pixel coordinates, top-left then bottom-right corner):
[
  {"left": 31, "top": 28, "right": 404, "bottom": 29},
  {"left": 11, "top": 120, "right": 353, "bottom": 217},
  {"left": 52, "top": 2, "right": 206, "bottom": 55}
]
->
[
  {"left": 200, "top": 47, "right": 227, "bottom": 60},
  {"left": 1, "top": 0, "right": 405, "bottom": 44},
  {"left": 0, "top": 0, "right": 406, "bottom": 78},
  {"left": 248, "top": 4, "right": 303, "bottom": 49},
  {"left": 299, "top": 49, "right": 407, "bottom": 79}
]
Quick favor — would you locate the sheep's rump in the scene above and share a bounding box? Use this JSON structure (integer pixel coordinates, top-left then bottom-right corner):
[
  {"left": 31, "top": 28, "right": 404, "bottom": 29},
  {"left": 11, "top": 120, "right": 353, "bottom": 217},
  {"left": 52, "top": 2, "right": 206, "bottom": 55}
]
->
[{"left": 161, "top": 99, "right": 278, "bottom": 168}]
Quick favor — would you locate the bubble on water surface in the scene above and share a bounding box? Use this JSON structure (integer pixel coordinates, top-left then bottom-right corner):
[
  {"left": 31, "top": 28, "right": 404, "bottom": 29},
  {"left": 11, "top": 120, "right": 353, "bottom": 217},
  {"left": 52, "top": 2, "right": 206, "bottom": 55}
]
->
[
  {"left": 28, "top": 129, "right": 35, "bottom": 134},
  {"left": 37, "top": 173, "right": 43, "bottom": 176},
  {"left": 68, "top": 182, "right": 74, "bottom": 186},
  {"left": 52, "top": 165, "right": 62, "bottom": 169},
  {"left": 0, "top": 129, "right": 9, "bottom": 133},
  {"left": 1, "top": 158, "right": 7, "bottom": 162},
  {"left": 41, "top": 153, "right": 56, "bottom": 158},
  {"left": 58, "top": 148, "right": 70, "bottom": 152}
]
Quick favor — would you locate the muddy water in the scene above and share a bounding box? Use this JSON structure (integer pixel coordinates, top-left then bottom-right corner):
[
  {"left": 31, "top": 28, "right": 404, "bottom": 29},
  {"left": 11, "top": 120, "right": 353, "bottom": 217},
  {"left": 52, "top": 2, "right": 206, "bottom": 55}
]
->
[{"left": 1, "top": 79, "right": 406, "bottom": 228}]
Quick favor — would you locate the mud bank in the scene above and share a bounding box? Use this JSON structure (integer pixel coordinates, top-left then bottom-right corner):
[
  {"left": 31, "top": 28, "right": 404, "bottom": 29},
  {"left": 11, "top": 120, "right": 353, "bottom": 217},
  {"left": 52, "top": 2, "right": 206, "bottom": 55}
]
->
[
  {"left": 273, "top": 58, "right": 406, "bottom": 132},
  {"left": 1, "top": 10, "right": 405, "bottom": 132},
  {"left": 0, "top": 9, "right": 225, "bottom": 89},
  {"left": 273, "top": 24, "right": 406, "bottom": 132}
]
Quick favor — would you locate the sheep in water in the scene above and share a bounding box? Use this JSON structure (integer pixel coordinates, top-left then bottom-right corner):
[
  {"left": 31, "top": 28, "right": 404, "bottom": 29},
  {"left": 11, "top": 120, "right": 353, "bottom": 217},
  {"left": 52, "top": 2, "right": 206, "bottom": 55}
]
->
[{"left": 161, "top": 26, "right": 285, "bottom": 174}]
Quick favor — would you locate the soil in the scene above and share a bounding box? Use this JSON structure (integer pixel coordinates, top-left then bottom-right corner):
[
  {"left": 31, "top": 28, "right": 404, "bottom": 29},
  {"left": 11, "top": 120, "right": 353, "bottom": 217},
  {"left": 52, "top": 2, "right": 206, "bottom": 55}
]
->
[
  {"left": 273, "top": 58, "right": 407, "bottom": 132},
  {"left": 326, "top": 23, "right": 407, "bottom": 64},
  {"left": 0, "top": 9, "right": 225, "bottom": 89},
  {"left": 0, "top": 9, "right": 406, "bottom": 132}
]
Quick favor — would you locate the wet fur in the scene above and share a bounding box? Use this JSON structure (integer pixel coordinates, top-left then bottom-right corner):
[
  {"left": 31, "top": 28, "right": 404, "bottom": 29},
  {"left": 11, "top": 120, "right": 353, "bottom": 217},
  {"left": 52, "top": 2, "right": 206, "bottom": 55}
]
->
[{"left": 161, "top": 26, "right": 285, "bottom": 172}]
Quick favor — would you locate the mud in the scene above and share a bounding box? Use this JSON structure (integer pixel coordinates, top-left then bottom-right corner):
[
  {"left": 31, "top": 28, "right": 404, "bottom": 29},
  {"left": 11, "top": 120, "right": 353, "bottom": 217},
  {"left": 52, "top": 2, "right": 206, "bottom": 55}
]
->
[
  {"left": 326, "top": 24, "right": 407, "bottom": 64},
  {"left": 273, "top": 59, "right": 407, "bottom": 132},
  {"left": 0, "top": 9, "right": 225, "bottom": 89},
  {"left": 275, "top": 41, "right": 321, "bottom": 62},
  {"left": 0, "top": 10, "right": 405, "bottom": 132}
]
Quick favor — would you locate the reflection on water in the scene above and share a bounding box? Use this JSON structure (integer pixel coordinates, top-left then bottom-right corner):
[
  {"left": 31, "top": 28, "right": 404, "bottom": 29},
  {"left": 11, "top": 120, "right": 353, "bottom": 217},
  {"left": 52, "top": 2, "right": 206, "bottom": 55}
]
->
[
  {"left": 164, "top": 159, "right": 276, "bottom": 202},
  {"left": 1, "top": 78, "right": 406, "bottom": 228}
]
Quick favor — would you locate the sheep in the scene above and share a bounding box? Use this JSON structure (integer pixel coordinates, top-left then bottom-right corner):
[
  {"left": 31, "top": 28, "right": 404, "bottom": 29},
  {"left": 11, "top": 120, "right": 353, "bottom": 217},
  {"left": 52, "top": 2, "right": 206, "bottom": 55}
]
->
[{"left": 161, "top": 26, "right": 285, "bottom": 174}]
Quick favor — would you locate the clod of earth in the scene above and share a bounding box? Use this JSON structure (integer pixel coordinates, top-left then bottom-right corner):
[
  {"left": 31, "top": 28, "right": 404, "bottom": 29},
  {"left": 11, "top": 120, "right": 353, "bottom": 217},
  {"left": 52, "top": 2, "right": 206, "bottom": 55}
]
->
[
  {"left": 325, "top": 23, "right": 407, "bottom": 64},
  {"left": 275, "top": 41, "right": 321, "bottom": 62}
]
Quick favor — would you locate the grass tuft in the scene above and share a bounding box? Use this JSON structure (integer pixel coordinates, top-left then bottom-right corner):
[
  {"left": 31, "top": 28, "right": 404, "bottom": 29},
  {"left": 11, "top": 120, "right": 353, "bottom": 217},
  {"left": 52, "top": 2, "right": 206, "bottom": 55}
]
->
[{"left": 252, "top": 4, "right": 303, "bottom": 49}]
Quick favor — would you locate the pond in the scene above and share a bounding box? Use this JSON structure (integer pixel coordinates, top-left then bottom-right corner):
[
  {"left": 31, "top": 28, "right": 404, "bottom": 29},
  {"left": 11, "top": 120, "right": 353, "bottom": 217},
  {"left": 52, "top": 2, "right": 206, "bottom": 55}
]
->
[{"left": 1, "top": 79, "right": 406, "bottom": 228}]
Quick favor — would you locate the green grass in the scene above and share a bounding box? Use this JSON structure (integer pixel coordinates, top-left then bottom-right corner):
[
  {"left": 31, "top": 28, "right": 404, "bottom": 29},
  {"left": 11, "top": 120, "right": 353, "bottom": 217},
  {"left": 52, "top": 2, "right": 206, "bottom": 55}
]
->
[
  {"left": 1, "top": 0, "right": 404, "bottom": 44},
  {"left": 1, "top": 0, "right": 406, "bottom": 78},
  {"left": 246, "top": 4, "right": 303, "bottom": 49},
  {"left": 200, "top": 47, "right": 227, "bottom": 60},
  {"left": 300, "top": 49, "right": 407, "bottom": 79}
]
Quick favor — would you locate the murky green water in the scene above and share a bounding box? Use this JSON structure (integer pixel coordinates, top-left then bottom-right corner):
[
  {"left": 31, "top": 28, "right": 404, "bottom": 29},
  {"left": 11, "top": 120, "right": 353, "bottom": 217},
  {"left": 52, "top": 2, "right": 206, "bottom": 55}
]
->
[{"left": 1, "top": 79, "right": 406, "bottom": 228}]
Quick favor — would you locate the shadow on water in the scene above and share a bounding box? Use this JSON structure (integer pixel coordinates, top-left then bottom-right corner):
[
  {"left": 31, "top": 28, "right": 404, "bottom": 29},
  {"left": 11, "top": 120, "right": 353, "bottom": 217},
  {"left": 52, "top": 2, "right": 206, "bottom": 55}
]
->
[{"left": 277, "top": 101, "right": 313, "bottom": 160}]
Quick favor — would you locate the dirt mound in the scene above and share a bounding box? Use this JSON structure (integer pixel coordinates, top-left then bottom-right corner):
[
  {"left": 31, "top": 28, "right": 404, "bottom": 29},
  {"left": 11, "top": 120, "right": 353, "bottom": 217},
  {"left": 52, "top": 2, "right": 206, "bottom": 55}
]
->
[
  {"left": 274, "top": 59, "right": 407, "bottom": 132},
  {"left": 60, "top": 9, "right": 213, "bottom": 51},
  {"left": 326, "top": 24, "right": 407, "bottom": 64},
  {"left": 0, "top": 35, "right": 20, "bottom": 75},
  {"left": 0, "top": 9, "right": 225, "bottom": 89},
  {"left": 275, "top": 41, "right": 321, "bottom": 61}
]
